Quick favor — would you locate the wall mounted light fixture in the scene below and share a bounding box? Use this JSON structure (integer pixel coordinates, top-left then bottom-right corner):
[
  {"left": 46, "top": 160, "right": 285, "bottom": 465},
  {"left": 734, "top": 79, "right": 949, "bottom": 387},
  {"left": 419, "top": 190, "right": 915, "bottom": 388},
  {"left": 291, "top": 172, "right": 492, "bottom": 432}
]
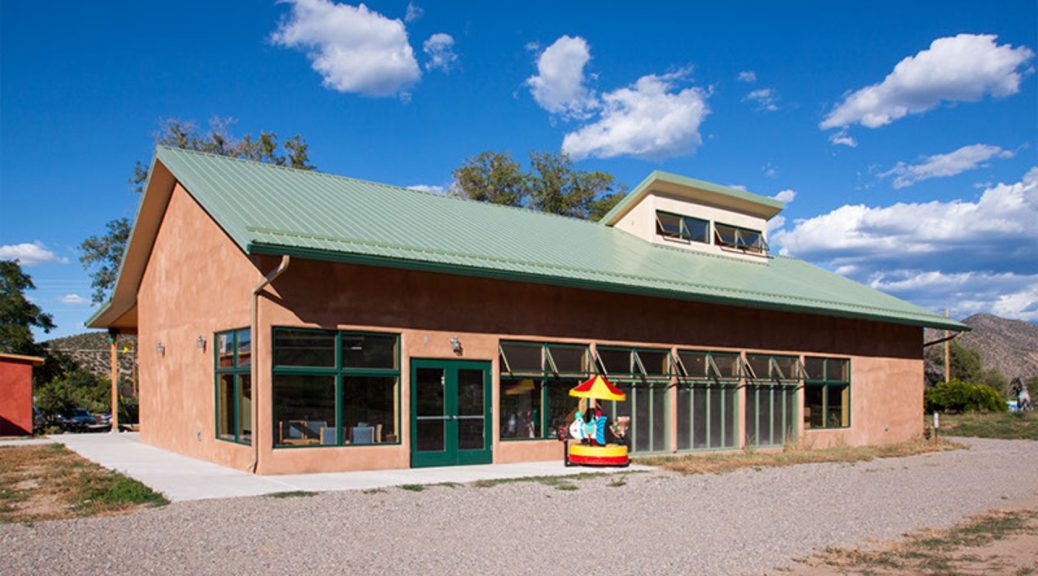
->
[
  {"left": 196, "top": 336, "right": 207, "bottom": 350},
  {"left": 450, "top": 336, "right": 462, "bottom": 355},
  {"left": 156, "top": 342, "right": 166, "bottom": 356}
]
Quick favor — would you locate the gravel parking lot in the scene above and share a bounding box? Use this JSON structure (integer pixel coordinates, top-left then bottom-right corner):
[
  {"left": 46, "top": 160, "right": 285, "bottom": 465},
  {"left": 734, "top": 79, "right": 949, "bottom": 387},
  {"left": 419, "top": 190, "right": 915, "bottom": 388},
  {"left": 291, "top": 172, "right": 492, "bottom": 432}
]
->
[{"left": 3, "top": 437, "right": 1037, "bottom": 575}]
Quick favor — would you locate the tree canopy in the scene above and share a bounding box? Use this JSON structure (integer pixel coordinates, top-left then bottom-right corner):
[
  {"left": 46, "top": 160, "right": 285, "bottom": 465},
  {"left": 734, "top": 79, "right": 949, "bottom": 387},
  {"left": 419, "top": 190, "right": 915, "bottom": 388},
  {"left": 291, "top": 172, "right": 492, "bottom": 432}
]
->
[
  {"left": 81, "top": 118, "right": 316, "bottom": 303},
  {"left": 0, "top": 260, "right": 55, "bottom": 356},
  {"left": 451, "top": 150, "right": 625, "bottom": 220}
]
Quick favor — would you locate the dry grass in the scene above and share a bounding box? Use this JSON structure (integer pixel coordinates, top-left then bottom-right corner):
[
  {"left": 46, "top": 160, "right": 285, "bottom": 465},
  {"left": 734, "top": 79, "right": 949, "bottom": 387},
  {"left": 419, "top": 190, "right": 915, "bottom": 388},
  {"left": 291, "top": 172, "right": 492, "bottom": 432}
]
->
[
  {"left": 938, "top": 411, "right": 1038, "bottom": 441},
  {"left": 638, "top": 438, "right": 963, "bottom": 475},
  {"left": 0, "top": 444, "right": 167, "bottom": 523}
]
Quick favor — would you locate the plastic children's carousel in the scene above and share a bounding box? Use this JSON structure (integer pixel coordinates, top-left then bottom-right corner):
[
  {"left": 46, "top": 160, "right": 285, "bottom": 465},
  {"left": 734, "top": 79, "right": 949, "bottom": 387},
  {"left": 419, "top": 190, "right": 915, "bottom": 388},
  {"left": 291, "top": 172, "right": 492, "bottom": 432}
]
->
[{"left": 559, "top": 374, "right": 630, "bottom": 467}]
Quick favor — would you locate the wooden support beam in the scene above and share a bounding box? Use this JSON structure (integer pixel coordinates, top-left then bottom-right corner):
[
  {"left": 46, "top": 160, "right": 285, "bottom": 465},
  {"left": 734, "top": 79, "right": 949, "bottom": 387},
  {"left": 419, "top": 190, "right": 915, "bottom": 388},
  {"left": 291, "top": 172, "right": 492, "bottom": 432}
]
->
[
  {"left": 109, "top": 330, "right": 120, "bottom": 433},
  {"left": 944, "top": 308, "right": 951, "bottom": 383}
]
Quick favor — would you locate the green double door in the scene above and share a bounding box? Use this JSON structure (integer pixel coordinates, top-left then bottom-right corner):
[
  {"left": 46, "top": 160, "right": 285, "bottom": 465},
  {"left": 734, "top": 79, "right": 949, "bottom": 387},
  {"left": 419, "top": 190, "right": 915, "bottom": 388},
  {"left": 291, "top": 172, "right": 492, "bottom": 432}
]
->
[{"left": 410, "top": 359, "right": 492, "bottom": 468}]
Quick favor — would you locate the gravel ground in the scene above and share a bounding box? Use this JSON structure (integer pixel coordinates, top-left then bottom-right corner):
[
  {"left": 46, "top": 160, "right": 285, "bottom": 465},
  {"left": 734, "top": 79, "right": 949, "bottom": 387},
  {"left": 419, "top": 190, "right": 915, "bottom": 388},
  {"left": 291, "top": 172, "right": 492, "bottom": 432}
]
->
[{"left": 3, "top": 437, "right": 1037, "bottom": 575}]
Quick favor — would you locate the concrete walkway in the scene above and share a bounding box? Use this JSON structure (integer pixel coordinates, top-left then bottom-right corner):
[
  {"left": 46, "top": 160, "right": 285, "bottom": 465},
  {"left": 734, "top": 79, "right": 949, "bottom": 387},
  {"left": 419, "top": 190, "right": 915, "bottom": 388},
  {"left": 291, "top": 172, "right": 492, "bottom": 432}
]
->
[
  {"left": 0, "top": 437, "right": 57, "bottom": 447},
  {"left": 51, "top": 433, "right": 647, "bottom": 502}
]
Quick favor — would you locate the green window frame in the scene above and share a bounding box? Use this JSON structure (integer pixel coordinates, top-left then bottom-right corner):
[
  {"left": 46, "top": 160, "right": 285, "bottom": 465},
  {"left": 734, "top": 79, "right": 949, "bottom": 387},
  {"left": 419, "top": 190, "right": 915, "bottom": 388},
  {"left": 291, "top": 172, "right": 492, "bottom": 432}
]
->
[
  {"left": 596, "top": 346, "right": 670, "bottom": 454},
  {"left": 803, "top": 357, "right": 851, "bottom": 429},
  {"left": 499, "top": 341, "right": 590, "bottom": 441},
  {"left": 744, "top": 353, "right": 800, "bottom": 447},
  {"left": 714, "top": 222, "right": 768, "bottom": 254},
  {"left": 674, "top": 350, "right": 740, "bottom": 451},
  {"left": 271, "top": 327, "right": 401, "bottom": 448},
  {"left": 215, "top": 328, "right": 252, "bottom": 445},
  {"left": 655, "top": 210, "right": 710, "bottom": 244}
]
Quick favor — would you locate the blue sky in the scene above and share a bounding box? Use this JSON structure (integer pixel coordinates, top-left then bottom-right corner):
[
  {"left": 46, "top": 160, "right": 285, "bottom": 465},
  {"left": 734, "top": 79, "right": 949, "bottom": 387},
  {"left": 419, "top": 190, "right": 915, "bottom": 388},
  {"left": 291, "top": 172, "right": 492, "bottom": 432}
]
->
[{"left": 2, "top": 0, "right": 1036, "bottom": 339}]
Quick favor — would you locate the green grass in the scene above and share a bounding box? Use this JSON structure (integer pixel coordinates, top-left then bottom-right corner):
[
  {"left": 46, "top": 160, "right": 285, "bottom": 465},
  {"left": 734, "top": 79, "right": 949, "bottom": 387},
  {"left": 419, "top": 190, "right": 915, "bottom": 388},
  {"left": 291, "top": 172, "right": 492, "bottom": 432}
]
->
[
  {"left": 471, "top": 472, "right": 608, "bottom": 489},
  {"left": 937, "top": 411, "right": 1038, "bottom": 440},
  {"left": 399, "top": 484, "right": 426, "bottom": 492},
  {"left": 266, "top": 490, "right": 317, "bottom": 499}
]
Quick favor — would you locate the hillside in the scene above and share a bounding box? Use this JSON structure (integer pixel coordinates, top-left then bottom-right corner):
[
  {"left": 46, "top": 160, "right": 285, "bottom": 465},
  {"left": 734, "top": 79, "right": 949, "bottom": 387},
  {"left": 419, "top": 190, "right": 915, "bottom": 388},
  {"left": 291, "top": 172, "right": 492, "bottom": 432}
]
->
[
  {"left": 927, "top": 314, "right": 1038, "bottom": 381},
  {"left": 44, "top": 331, "right": 138, "bottom": 380}
]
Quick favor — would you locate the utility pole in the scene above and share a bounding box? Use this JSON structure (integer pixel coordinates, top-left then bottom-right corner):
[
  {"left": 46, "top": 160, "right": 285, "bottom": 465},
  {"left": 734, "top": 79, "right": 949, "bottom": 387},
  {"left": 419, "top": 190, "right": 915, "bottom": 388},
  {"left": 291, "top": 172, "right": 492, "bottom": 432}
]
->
[{"left": 944, "top": 308, "right": 951, "bottom": 383}]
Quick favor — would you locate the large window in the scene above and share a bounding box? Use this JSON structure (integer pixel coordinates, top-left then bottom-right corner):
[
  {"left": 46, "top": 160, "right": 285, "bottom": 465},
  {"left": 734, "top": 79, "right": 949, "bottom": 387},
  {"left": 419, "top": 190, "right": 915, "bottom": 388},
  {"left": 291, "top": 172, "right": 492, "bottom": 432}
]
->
[
  {"left": 272, "top": 328, "right": 400, "bottom": 447},
  {"left": 499, "top": 341, "right": 589, "bottom": 440},
  {"left": 215, "top": 329, "right": 252, "bottom": 445},
  {"left": 744, "top": 353, "right": 799, "bottom": 447},
  {"left": 597, "top": 346, "right": 670, "bottom": 454},
  {"left": 675, "top": 350, "right": 739, "bottom": 451},
  {"left": 655, "top": 211, "right": 710, "bottom": 244},
  {"left": 714, "top": 223, "right": 767, "bottom": 254},
  {"left": 804, "top": 357, "right": 850, "bottom": 429}
]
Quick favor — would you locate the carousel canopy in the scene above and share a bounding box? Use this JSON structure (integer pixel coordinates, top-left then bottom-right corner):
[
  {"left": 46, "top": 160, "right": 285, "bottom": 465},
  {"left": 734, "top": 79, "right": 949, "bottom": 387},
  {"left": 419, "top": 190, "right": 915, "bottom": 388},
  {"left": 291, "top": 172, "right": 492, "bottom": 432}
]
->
[{"left": 569, "top": 374, "right": 626, "bottom": 401}]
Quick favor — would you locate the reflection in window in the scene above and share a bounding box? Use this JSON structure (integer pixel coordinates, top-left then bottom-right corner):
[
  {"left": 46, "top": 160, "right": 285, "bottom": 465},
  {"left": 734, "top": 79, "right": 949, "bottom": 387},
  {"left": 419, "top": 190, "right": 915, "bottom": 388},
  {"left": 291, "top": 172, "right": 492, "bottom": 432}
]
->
[
  {"left": 804, "top": 357, "right": 851, "bottom": 429},
  {"left": 655, "top": 211, "right": 709, "bottom": 244},
  {"left": 714, "top": 223, "right": 767, "bottom": 254},
  {"left": 215, "top": 328, "right": 251, "bottom": 445}
]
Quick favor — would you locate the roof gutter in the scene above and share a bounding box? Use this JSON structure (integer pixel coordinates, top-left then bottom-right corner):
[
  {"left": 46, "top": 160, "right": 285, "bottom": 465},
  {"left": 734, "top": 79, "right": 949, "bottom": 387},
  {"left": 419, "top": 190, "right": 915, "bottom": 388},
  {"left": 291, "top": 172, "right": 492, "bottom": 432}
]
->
[
  {"left": 248, "top": 255, "right": 291, "bottom": 474},
  {"left": 923, "top": 331, "right": 961, "bottom": 348}
]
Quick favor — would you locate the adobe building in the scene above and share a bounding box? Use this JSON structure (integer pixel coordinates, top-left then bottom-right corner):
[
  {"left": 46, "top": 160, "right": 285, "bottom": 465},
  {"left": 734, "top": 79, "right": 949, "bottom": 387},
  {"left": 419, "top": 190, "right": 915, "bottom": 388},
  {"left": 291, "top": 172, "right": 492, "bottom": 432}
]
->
[
  {"left": 88, "top": 146, "right": 965, "bottom": 474},
  {"left": 0, "top": 353, "right": 44, "bottom": 436}
]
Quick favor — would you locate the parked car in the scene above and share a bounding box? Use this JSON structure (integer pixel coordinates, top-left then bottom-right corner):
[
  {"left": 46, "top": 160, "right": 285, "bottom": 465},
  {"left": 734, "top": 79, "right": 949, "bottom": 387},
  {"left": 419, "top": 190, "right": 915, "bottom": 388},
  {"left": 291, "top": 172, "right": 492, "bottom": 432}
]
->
[
  {"left": 33, "top": 407, "right": 45, "bottom": 434},
  {"left": 58, "top": 408, "right": 97, "bottom": 432}
]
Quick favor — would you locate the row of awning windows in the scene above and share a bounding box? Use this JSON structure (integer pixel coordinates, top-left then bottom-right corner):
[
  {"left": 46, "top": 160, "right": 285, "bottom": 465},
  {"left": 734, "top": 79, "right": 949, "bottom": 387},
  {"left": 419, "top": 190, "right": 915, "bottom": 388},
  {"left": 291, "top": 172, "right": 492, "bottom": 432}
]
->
[
  {"left": 655, "top": 210, "right": 768, "bottom": 255},
  {"left": 499, "top": 341, "right": 844, "bottom": 383}
]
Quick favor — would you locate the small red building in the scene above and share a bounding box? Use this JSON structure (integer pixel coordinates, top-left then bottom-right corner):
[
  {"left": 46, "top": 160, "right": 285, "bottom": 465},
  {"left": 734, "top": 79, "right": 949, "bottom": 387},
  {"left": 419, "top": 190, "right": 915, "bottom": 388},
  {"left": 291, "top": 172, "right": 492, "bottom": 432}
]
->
[{"left": 0, "top": 353, "right": 44, "bottom": 436}]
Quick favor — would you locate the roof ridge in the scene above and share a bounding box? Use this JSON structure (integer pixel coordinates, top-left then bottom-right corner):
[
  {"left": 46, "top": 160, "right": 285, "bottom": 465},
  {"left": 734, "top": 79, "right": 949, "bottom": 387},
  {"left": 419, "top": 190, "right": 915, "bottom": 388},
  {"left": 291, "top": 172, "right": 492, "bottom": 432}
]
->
[{"left": 157, "top": 145, "right": 612, "bottom": 230}]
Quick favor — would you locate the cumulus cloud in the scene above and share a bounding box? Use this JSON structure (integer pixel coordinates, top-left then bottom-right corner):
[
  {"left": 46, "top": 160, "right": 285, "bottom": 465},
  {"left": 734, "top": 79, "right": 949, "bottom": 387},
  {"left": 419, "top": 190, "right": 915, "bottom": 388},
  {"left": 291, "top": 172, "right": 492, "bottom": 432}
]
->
[
  {"left": 404, "top": 1, "right": 422, "bottom": 23},
  {"left": 744, "top": 88, "right": 779, "bottom": 111},
  {"left": 271, "top": 0, "right": 421, "bottom": 97},
  {"left": 526, "top": 35, "right": 598, "bottom": 119},
  {"left": 772, "top": 168, "right": 1038, "bottom": 321},
  {"left": 59, "top": 293, "right": 91, "bottom": 306},
  {"left": 561, "top": 71, "right": 710, "bottom": 160},
  {"left": 880, "top": 144, "right": 1014, "bottom": 189},
  {"left": 0, "top": 241, "right": 66, "bottom": 266},
  {"left": 829, "top": 131, "right": 858, "bottom": 148},
  {"left": 772, "top": 189, "right": 797, "bottom": 203},
  {"left": 407, "top": 184, "right": 446, "bottom": 194},
  {"left": 821, "top": 34, "right": 1034, "bottom": 130},
  {"left": 423, "top": 33, "right": 458, "bottom": 72},
  {"left": 737, "top": 71, "right": 757, "bottom": 83}
]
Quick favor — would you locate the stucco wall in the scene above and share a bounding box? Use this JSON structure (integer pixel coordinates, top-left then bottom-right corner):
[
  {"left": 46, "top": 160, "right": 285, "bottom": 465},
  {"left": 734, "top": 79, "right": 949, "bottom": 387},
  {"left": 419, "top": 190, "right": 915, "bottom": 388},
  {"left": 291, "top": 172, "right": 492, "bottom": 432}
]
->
[{"left": 0, "top": 360, "right": 34, "bottom": 436}]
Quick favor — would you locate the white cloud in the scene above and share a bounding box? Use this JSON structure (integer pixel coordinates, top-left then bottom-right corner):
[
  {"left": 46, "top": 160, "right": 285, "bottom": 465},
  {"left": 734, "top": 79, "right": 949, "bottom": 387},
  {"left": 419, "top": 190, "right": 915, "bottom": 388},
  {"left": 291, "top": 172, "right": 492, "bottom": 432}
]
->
[
  {"left": 821, "top": 34, "right": 1034, "bottom": 129},
  {"left": 561, "top": 71, "right": 710, "bottom": 160},
  {"left": 271, "top": 0, "right": 421, "bottom": 98},
  {"left": 59, "top": 293, "right": 91, "bottom": 306},
  {"left": 880, "top": 144, "right": 1014, "bottom": 189},
  {"left": 829, "top": 131, "right": 858, "bottom": 147},
  {"left": 0, "top": 241, "right": 67, "bottom": 266},
  {"left": 772, "top": 168, "right": 1038, "bottom": 321},
  {"left": 737, "top": 71, "right": 757, "bottom": 83},
  {"left": 772, "top": 189, "right": 797, "bottom": 203},
  {"left": 423, "top": 33, "right": 458, "bottom": 72},
  {"left": 407, "top": 184, "right": 446, "bottom": 194},
  {"left": 727, "top": 184, "right": 748, "bottom": 192},
  {"left": 404, "top": 1, "right": 422, "bottom": 23},
  {"left": 767, "top": 215, "right": 786, "bottom": 233},
  {"left": 744, "top": 88, "right": 779, "bottom": 111},
  {"left": 526, "top": 35, "right": 598, "bottom": 119}
]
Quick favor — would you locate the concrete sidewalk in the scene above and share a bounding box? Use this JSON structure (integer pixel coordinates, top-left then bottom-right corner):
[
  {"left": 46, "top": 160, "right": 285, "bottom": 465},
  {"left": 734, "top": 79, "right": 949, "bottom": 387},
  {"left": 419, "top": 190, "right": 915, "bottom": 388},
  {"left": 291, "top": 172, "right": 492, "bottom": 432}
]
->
[{"left": 51, "top": 433, "right": 648, "bottom": 502}]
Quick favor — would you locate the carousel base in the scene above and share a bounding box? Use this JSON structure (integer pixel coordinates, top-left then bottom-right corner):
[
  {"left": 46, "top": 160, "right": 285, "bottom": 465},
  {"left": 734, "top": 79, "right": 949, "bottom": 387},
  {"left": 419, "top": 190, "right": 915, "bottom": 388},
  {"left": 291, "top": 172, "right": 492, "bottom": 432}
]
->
[{"left": 567, "top": 443, "right": 630, "bottom": 467}]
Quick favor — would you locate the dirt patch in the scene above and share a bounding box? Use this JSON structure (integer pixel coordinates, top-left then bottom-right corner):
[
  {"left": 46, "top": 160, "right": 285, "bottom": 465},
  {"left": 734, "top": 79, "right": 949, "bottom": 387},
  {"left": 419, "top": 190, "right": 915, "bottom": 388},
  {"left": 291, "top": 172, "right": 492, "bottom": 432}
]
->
[
  {"left": 0, "top": 444, "right": 167, "bottom": 523},
  {"left": 786, "top": 499, "right": 1038, "bottom": 575}
]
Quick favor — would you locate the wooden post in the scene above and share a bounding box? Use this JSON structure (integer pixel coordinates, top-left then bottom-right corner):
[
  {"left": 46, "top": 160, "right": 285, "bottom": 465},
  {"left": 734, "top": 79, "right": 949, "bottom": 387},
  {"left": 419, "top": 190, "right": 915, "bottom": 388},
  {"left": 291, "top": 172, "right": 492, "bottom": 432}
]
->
[
  {"left": 109, "top": 330, "right": 120, "bottom": 433},
  {"left": 943, "top": 308, "right": 951, "bottom": 383}
]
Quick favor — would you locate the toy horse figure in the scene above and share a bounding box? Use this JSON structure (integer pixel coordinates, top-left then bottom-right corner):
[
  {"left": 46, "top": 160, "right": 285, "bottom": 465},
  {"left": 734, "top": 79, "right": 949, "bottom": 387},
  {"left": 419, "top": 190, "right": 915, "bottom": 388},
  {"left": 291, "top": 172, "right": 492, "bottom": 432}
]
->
[
  {"left": 569, "top": 411, "right": 586, "bottom": 441},
  {"left": 1011, "top": 377, "right": 1031, "bottom": 412}
]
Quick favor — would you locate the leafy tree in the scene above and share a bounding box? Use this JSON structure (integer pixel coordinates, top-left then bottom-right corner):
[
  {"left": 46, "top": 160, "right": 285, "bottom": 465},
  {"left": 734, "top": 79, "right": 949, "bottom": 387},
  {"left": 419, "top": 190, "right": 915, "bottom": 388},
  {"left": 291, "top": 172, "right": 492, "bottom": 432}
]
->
[
  {"left": 949, "top": 341, "right": 984, "bottom": 383},
  {"left": 924, "top": 379, "right": 1008, "bottom": 413},
  {"left": 451, "top": 150, "right": 626, "bottom": 219},
  {"left": 81, "top": 117, "right": 316, "bottom": 303},
  {"left": 0, "top": 260, "right": 55, "bottom": 355},
  {"left": 35, "top": 368, "right": 109, "bottom": 418},
  {"left": 450, "top": 151, "right": 527, "bottom": 207}
]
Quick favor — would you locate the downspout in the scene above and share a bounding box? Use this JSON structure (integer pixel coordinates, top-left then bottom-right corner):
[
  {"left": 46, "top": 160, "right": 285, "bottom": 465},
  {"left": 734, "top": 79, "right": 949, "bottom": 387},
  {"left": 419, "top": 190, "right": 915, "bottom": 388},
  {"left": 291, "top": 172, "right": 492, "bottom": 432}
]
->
[
  {"left": 922, "top": 332, "right": 960, "bottom": 348},
  {"left": 248, "top": 255, "right": 291, "bottom": 474}
]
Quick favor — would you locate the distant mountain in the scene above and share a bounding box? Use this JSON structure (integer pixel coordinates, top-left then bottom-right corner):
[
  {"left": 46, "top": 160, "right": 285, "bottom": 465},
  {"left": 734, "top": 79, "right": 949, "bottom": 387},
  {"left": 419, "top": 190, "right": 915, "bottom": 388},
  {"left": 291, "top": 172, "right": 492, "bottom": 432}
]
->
[
  {"left": 44, "top": 332, "right": 137, "bottom": 380},
  {"left": 956, "top": 314, "right": 1038, "bottom": 380}
]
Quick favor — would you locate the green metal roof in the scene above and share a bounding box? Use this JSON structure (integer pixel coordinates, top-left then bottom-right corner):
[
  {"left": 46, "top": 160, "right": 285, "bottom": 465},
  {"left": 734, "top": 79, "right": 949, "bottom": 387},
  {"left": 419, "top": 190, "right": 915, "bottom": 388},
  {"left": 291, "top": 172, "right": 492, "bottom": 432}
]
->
[{"left": 144, "top": 145, "right": 965, "bottom": 331}]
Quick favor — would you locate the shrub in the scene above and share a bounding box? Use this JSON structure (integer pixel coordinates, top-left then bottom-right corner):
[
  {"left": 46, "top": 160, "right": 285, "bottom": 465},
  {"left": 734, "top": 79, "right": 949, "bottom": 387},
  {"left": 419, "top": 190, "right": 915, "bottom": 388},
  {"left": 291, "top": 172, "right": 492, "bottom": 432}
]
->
[{"left": 925, "top": 379, "right": 1008, "bottom": 413}]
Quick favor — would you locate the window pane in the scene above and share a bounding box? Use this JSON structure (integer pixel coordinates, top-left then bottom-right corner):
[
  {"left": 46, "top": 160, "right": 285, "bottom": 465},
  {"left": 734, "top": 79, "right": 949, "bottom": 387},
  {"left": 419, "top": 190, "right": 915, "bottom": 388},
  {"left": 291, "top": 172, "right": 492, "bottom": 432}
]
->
[
  {"left": 652, "top": 384, "right": 667, "bottom": 451},
  {"left": 829, "top": 359, "right": 850, "bottom": 382},
  {"left": 415, "top": 368, "right": 445, "bottom": 452},
  {"left": 740, "top": 229, "right": 764, "bottom": 253},
  {"left": 693, "top": 385, "right": 708, "bottom": 449},
  {"left": 598, "top": 348, "right": 631, "bottom": 375},
  {"left": 804, "top": 385, "right": 824, "bottom": 429},
  {"left": 217, "top": 333, "right": 234, "bottom": 369},
  {"left": 683, "top": 216, "right": 709, "bottom": 243},
  {"left": 274, "top": 330, "right": 335, "bottom": 367},
  {"left": 679, "top": 352, "right": 707, "bottom": 378},
  {"left": 784, "top": 387, "right": 797, "bottom": 441},
  {"left": 656, "top": 212, "right": 682, "bottom": 238},
  {"left": 713, "top": 353, "right": 741, "bottom": 378},
  {"left": 677, "top": 385, "right": 691, "bottom": 450},
  {"left": 501, "top": 378, "right": 542, "bottom": 439},
  {"left": 773, "top": 356, "right": 798, "bottom": 380},
  {"left": 546, "top": 380, "right": 578, "bottom": 439},
  {"left": 548, "top": 345, "right": 587, "bottom": 374},
  {"left": 500, "top": 343, "right": 542, "bottom": 373},
  {"left": 456, "top": 368, "right": 485, "bottom": 450},
  {"left": 217, "top": 374, "right": 235, "bottom": 441},
  {"left": 237, "top": 374, "right": 252, "bottom": 444},
  {"left": 709, "top": 387, "right": 722, "bottom": 449},
  {"left": 723, "top": 387, "right": 737, "bottom": 448},
  {"left": 610, "top": 383, "right": 633, "bottom": 421},
  {"left": 236, "top": 329, "right": 252, "bottom": 367},
  {"left": 342, "top": 333, "right": 397, "bottom": 370},
  {"left": 804, "top": 357, "right": 826, "bottom": 381},
  {"left": 273, "top": 374, "right": 336, "bottom": 446},
  {"left": 343, "top": 376, "right": 397, "bottom": 444},
  {"left": 827, "top": 384, "right": 849, "bottom": 427},
  {"left": 747, "top": 355, "right": 770, "bottom": 380},
  {"left": 634, "top": 386, "right": 651, "bottom": 452},
  {"left": 715, "top": 223, "right": 738, "bottom": 247},
  {"left": 744, "top": 388, "right": 756, "bottom": 445},
  {"left": 637, "top": 349, "right": 669, "bottom": 376},
  {"left": 757, "top": 387, "right": 772, "bottom": 445}
]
